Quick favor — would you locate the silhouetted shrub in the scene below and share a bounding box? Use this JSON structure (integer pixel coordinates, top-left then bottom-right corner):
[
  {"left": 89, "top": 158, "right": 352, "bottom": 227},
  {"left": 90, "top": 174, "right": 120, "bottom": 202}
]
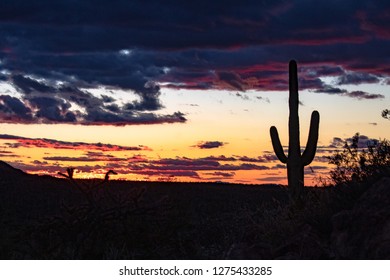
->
[
  {"left": 327, "top": 133, "right": 390, "bottom": 185},
  {"left": 382, "top": 109, "right": 389, "bottom": 120}
]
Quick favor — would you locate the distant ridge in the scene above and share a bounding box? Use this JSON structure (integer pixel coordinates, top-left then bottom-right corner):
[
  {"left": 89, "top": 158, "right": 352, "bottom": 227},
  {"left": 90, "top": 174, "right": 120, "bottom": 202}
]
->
[{"left": 0, "top": 160, "right": 27, "bottom": 178}]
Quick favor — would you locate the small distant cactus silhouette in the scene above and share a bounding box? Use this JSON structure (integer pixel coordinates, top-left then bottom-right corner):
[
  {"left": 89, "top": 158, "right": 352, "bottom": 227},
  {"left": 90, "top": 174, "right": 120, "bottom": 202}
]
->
[{"left": 270, "top": 60, "right": 320, "bottom": 196}]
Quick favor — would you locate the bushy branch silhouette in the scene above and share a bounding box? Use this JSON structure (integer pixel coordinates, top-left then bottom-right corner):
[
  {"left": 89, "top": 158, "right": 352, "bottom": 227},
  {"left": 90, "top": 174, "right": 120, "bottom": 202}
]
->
[
  {"left": 382, "top": 109, "right": 390, "bottom": 120},
  {"left": 327, "top": 133, "right": 390, "bottom": 185}
]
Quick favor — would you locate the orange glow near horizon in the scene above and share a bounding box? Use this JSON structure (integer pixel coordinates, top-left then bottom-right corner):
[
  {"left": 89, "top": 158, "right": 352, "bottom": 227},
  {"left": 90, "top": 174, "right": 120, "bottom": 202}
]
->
[{"left": 0, "top": 84, "right": 389, "bottom": 186}]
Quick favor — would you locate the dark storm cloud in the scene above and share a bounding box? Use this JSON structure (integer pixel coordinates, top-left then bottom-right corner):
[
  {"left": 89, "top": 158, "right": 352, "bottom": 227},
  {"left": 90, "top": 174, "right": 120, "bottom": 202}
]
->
[
  {"left": 0, "top": 95, "right": 32, "bottom": 121},
  {"left": 2, "top": 0, "right": 384, "bottom": 51},
  {"left": 12, "top": 75, "right": 53, "bottom": 94},
  {"left": 217, "top": 72, "right": 248, "bottom": 91},
  {"left": 336, "top": 72, "right": 381, "bottom": 85},
  {"left": 1, "top": 48, "right": 186, "bottom": 125},
  {"left": 301, "top": 65, "right": 345, "bottom": 77},
  {"left": 0, "top": 0, "right": 389, "bottom": 125},
  {"left": 101, "top": 95, "right": 115, "bottom": 103},
  {"left": 0, "top": 91, "right": 186, "bottom": 125},
  {"left": 28, "top": 96, "right": 77, "bottom": 122}
]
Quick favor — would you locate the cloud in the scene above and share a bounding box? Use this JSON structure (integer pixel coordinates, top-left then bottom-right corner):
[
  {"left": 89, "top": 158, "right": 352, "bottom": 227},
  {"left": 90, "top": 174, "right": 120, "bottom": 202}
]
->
[
  {"left": 206, "top": 171, "right": 236, "bottom": 178},
  {"left": 344, "top": 91, "right": 384, "bottom": 100},
  {"left": 313, "top": 86, "right": 383, "bottom": 100},
  {"left": 10, "top": 161, "right": 63, "bottom": 174},
  {"left": 336, "top": 72, "right": 381, "bottom": 85},
  {"left": 136, "top": 156, "right": 270, "bottom": 173},
  {"left": 0, "top": 95, "right": 33, "bottom": 121},
  {"left": 2, "top": 0, "right": 382, "bottom": 51},
  {"left": 11, "top": 75, "right": 53, "bottom": 94},
  {"left": 314, "top": 86, "right": 347, "bottom": 94},
  {"left": 0, "top": 134, "right": 151, "bottom": 151},
  {"left": 217, "top": 72, "right": 248, "bottom": 91},
  {"left": 0, "top": 150, "right": 20, "bottom": 157},
  {"left": 1, "top": 55, "right": 187, "bottom": 125},
  {"left": 356, "top": 9, "right": 390, "bottom": 39},
  {"left": 194, "top": 141, "right": 226, "bottom": 149},
  {"left": 325, "top": 134, "right": 380, "bottom": 150},
  {"left": 200, "top": 155, "right": 237, "bottom": 161},
  {"left": 314, "top": 155, "right": 331, "bottom": 163},
  {"left": 328, "top": 137, "right": 344, "bottom": 148},
  {"left": 344, "top": 134, "right": 380, "bottom": 149},
  {"left": 301, "top": 65, "right": 345, "bottom": 77},
  {"left": 199, "top": 154, "right": 277, "bottom": 163},
  {"left": 150, "top": 157, "right": 221, "bottom": 169},
  {"left": 238, "top": 155, "right": 278, "bottom": 163},
  {"left": 0, "top": 79, "right": 187, "bottom": 125},
  {"left": 128, "top": 169, "right": 200, "bottom": 179},
  {"left": 26, "top": 154, "right": 270, "bottom": 179},
  {"left": 234, "top": 92, "right": 250, "bottom": 100},
  {"left": 256, "top": 96, "right": 270, "bottom": 103},
  {"left": 42, "top": 154, "right": 128, "bottom": 162},
  {"left": 257, "top": 176, "right": 286, "bottom": 183},
  {"left": 271, "top": 164, "right": 286, "bottom": 170},
  {"left": 304, "top": 165, "right": 328, "bottom": 174},
  {"left": 2, "top": 148, "right": 288, "bottom": 182},
  {"left": 0, "top": 0, "right": 388, "bottom": 127}
]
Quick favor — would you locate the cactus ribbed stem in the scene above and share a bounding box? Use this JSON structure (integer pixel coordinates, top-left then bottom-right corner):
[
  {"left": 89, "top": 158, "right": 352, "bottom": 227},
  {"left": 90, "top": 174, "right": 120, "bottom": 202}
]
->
[{"left": 269, "top": 60, "right": 320, "bottom": 197}]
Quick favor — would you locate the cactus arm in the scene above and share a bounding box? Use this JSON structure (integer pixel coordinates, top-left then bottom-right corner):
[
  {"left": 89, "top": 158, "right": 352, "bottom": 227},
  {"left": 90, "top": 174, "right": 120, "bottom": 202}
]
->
[
  {"left": 270, "top": 126, "right": 288, "bottom": 163},
  {"left": 302, "top": 110, "right": 320, "bottom": 166}
]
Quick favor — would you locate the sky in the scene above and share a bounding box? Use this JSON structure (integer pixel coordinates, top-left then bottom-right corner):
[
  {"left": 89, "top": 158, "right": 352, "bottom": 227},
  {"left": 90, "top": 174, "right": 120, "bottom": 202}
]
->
[{"left": 0, "top": 0, "right": 389, "bottom": 185}]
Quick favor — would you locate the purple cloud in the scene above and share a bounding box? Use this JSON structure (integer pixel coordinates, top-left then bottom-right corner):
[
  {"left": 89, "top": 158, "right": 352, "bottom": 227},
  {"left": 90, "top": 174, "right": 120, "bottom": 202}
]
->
[
  {"left": 194, "top": 141, "right": 226, "bottom": 149},
  {"left": 0, "top": 134, "right": 151, "bottom": 151},
  {"left": 344, "top": 91, "right": 384, "bottom": 100}
]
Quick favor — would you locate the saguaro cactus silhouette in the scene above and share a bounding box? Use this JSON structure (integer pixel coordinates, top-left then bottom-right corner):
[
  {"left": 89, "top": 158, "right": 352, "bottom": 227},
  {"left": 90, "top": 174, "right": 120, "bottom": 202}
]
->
[{"left": 270, "top": 60, "right": 320, "bottom": 196}]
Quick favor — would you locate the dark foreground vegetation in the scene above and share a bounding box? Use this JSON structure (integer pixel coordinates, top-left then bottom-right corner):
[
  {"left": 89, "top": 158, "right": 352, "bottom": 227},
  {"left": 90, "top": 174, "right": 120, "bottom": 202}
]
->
[
  {"left": 0, "top": 134, "right": 389, "bottom": 259},
  {"left": 0, "top": 156, "right": 389, "bottom": 260}
]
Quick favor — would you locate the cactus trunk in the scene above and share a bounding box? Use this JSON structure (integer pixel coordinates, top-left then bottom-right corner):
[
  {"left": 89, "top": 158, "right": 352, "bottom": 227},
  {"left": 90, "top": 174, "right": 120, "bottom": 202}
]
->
[
  {"left": 288, "top": 60, "right": 303, "bottom": 196},
  {"left": 269, "top": 60, "right": 320, "bottom": 197}
]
